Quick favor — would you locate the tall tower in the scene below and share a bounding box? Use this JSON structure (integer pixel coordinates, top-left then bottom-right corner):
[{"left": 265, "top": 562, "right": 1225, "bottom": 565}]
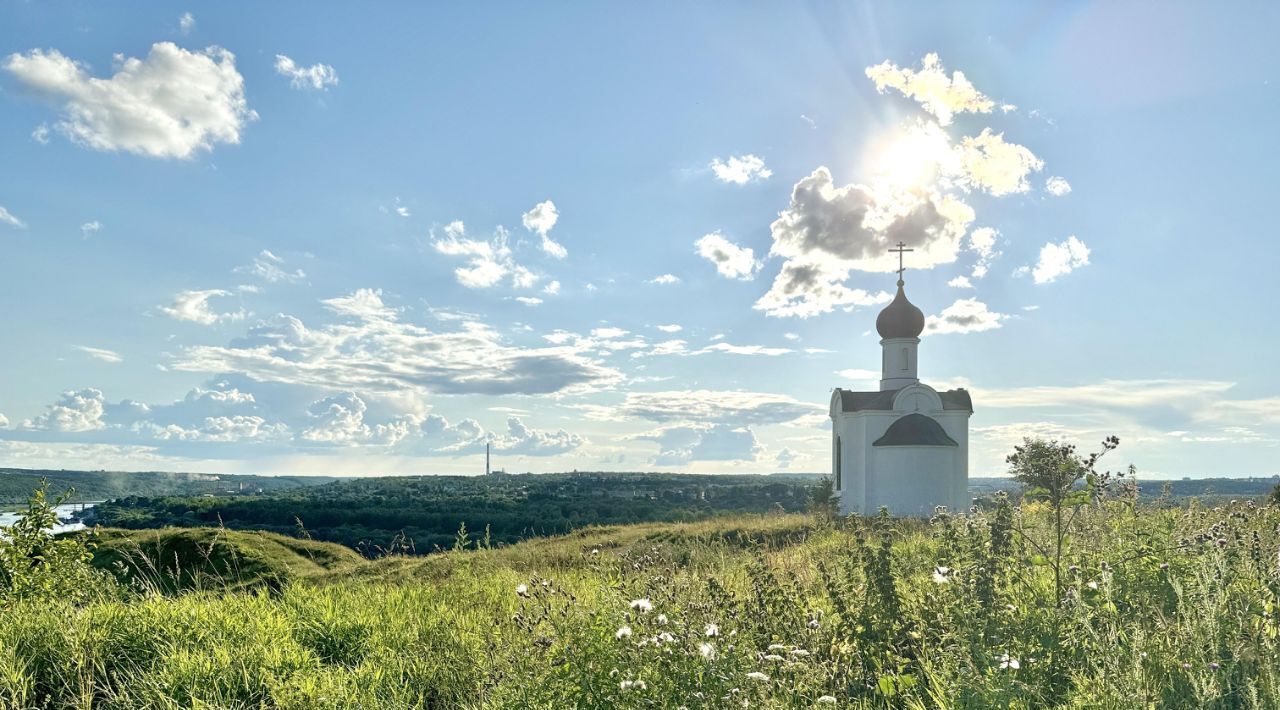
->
[{"left": 485, "top": 442, "right": 491, "bottom": 476}]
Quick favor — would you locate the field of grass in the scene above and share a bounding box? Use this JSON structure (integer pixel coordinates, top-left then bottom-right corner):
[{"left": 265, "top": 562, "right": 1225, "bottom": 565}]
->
[{"left": 5, "top": 490, "right": 1280, "bottom": 708}]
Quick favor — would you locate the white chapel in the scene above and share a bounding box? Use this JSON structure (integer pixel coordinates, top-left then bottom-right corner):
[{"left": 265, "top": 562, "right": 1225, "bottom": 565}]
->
[{"left": 829, "top": 245, "right": 973, "bottom": 517}]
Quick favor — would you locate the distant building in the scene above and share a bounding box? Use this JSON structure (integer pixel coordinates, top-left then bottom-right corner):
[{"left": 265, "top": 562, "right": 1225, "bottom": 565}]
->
[{"left": 829, "top": 244, "right": 973, "bottom": 516}]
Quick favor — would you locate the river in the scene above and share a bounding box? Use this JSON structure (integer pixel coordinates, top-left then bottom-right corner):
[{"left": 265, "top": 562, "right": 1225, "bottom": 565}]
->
[{"left": 0, "top": 503, "right": 98, "bottom": 534}]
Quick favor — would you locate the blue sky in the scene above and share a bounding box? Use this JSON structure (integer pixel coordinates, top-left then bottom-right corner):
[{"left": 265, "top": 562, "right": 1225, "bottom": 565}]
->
[{"left": 1, "top": 1, "right": 1277, "bottom": 478}]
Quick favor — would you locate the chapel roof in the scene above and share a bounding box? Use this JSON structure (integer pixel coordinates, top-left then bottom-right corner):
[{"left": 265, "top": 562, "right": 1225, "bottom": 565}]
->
[
  {"left": 875, "top": 280, "right": 925, "bottom": 339},
  {"left": 837, "top": 387, "right": 973, "bottom": 413},
  {"left": 872, "top": 413, "right": 959, "bottom": 447}
]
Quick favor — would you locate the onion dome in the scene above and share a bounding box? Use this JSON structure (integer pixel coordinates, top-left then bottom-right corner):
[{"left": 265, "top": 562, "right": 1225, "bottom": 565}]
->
[
  {"left": 875, "top": 280, "right": 925, "bottom": 339},
  {"left": 873, "top": 413, "right": 958, "bottom": 447}
]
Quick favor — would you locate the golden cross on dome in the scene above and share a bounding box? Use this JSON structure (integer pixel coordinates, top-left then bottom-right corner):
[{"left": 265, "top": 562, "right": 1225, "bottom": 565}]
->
[{"left": 888, "top": 241, "right": 914, "bottom": 282}]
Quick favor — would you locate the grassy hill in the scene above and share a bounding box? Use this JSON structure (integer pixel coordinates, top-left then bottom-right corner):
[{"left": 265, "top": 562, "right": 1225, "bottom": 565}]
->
[
  {"left": 6, "top": 497, "right": 1280, "bottom": 707},
  {"left": 89, "top": 528, "right": 366, "bottom": 593}
]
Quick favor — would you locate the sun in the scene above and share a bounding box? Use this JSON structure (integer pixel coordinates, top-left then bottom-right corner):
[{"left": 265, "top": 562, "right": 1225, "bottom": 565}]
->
[{"left": 867, "top": 121, "right": 953, "bottom": 191}]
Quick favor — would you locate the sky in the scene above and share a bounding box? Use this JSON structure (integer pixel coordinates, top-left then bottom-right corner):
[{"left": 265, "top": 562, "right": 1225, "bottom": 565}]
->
[{"left": 1, "top": 1, "right": 1278, "bottom": 479}]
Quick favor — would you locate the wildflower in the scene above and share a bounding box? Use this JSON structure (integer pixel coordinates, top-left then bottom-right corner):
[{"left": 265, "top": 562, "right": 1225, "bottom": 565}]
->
[
  {"left": 768, "top": 643, "right": 787, "bottom": 651},
  {"left": 1159, "top": 562, "right": 1169, "bottom": 570},
  {"left": 657, "top": 632, "right": 675, "bottom": 644},
  {"left": 591, "top": 548, "right": 600, "bottom": 555},
  {"left": 932, "top": 566, "right": 952, "bottom": 584},
  {"left": 1216, "top": 538, "right": 1229, "bottom": 548},
  {"left": 630, "top": 599, "right": 654, "bottom": 613},
  {"left": 1005, "top": 604, "right": 1017, "bottom": 612},
  {"left": 746, "top": 671, "right": 770, "bottom": 682},
  {"left": 699, "top": 642, "right": 717, "bottom": 660},
  {"left": 999, "top": 654, "right": 1020, "bottom": 670},
  {"left": 1086, "top": 581, "right": 1099, "bottom": 591},
  {"left": 790, "top": 649, "right": 810, "bottom": 657},
  {"left": 616, "top": 626, "right": 633, "bottom": 640},
  {"left": 807, "top": 618, "right": 821, "bottom": 630},
  {"left": 817, "top": 697, "right": 837, "bottom": 704},
  {"left": 656, "top": 614, "right": 669, "bottom": 625},
  {"left": 1209, "top": 662, "right": 1220, "bottom": 670},
  {"left": 1100, "top": 560, "right": 1110, "bottom": 571},
  {"left": 619, "top": 679, "right": 647, "bottom": 691},
  {"left": 705, "top": 623, "right": 720, "bottom": 637},
  {"left": 764, "top": 654, "right": 785, "bottom": 662},
  {"left": 515, "top": 584, "right": 529, "bottom": 597},
  {"left": 1181, "top": 663, "right": 1192, "bottom": 670},
  {"left": 1068, "top": 565, "right": 1080, "bottom": 575}
]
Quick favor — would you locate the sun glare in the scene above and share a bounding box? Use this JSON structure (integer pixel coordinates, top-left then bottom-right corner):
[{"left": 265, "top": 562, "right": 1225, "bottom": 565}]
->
[{"left": 867, "top": 122, "right": 952, "bottom": 190}]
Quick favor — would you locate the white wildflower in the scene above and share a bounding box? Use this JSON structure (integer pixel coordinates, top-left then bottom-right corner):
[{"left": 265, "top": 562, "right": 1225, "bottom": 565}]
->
[
  {"left": 1087, "top": 581, "right": 1099, "bottom": 591},
  {"left": 790, "top": 649, "right": 810, "bottom": 657},
  {"left": 705, "top": 623, "right": 720, "bottom": 637},
  {"left": 656, "top": 614, "right": 669, "bottom": 625},
  {"left": 932, "top": 566, "right": 952, "bottom": 584},
  {"left": 630, "top": 599, "right": 654, "bottom": 613},
  {"left": 700, "top": 642, "right": 717, "bottom": 660},
  {"left": 746, "top": 671, "right": 770, "bottom": 682},
  {"left": 616, "top": 626, "right": 633, "bottom": 640},
  {"left": 999, "top": 653, "right": 1020, "bottom": 670},
  {"left": 619, "top": 679, "right": 647, "bottom": 691},
  {"left": 515, "top": 584, "right": 529, "bottom": 597},
  {"left": 764, "top": 654, "right": 785, "bottom": 662},
  {"left": 768, "top": 644, "right": 787, "bottom": 651},
  {"left": 817, "top": 696, "right": 837, "bottom": 704}
]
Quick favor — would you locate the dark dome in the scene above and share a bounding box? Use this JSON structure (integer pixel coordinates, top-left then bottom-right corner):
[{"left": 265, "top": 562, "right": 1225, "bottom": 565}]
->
[
  {"left": 873, "top": 413, "right": 958, "bottom": 447},
  {"left": 875, "top": 281, "right": 925, "bottom": 339}
]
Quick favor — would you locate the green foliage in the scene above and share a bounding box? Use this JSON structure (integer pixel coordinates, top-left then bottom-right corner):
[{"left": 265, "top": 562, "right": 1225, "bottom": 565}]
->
[
  {"left": 92, "top": 472, "right": 819, "bottom": 556},
  {"left": 808, "top": 475, "right": 839, "bottom": 519},
  {"left": 0, "top": 483, "right": 101, "bottom": 607},
  {"left": 0, "top": 468, "right": 335, "bottom": 506}
]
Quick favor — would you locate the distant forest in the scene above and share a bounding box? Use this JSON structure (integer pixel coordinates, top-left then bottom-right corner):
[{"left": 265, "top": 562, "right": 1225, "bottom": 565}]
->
[
  {"left": 91, "top": 472, "right": 820, "bottom": 555},
  {"left": 0, "top": 468, "right": 336, "bottom": 506}
]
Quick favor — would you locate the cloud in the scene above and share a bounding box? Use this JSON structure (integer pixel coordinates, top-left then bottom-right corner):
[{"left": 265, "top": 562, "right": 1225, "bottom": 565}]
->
[
  {"left": 948, "top": 276, "right": 973, "bottom": 288},
  {"left": 422, "top": 414, "right": 585, "bottom": 457},
  {"left": 865, "top": 53, "right": 995, "bottom": 125},
  {"left": 173, "top": 289, "right": 622, "bottom": 397},
  {"left": 695, "top": 232, "right": 760, "bottom": 281},
  {"left": 433, "top": 221, "right": 539, "bottom": 289},
  {"left": 179, "top": 12, "right": 195, "bottom": 35},
  {"left": 4, "top": 42, "right": 255, "bottom": 159},
  {"left": 648, "top": 274, "right": 681, "bottom": 285},
  {"left": 514, "top": 296, "right": 543, "bottom": 306},
  {"left": 966, "top": 227, "right": 999, "bottom": 278},
  {"left": 1045, "top": 176, "right": 1072, "bottom": 196},
  {"left": 775, "top": 447, "right": 797, "bottom": 469},
  {"left": 235, "top": 249, "right": 306, "bottom": 284},
  {"left": 80, "top": 220, "right": 102, "bottom": 238},
  {"left": 654, "top": 324, "right": 682, "bottom": 333},
  {"left": 0, "top": 413, "right": 7, "bottom": 428},
  {"left": 619, "top": 390, "right": 820, "bottom": 426},
  {"left": 952, "top": 129, "right": 1044, "bottom": 196},
  {"left": 639, "top": 423, "right": 762, "bottom": 464},
  {"left": 23, "top": 389, "right": 106, "bottom": 432},
  {"left": 31, "top": 124, "right": 49, "bottom": 144},
  {"left": 300, "top": 392, "right": 414, "bottom": 446},
  {"left": 836, "top": 368, "right": 880, "bottom": 383},
  {"left": 693, "top": 343, "right": 792, "bottom": 357},
  {"left": 274, "top": 54, "right": 338, "bottom": 91},
  {"left": 543, "top": 280, "right": 561, "bottom": 295},
  {"left": 521, "top": 200, "right": 567, "bottom": 259},
  {"left": 491, "top": 416, "right": 586, "bottom": 456},
  {"left": 0, "top": 206, "right": 24, "bottom": 229},
  {"left": 76, "top": 345, "right": 122, "bottom": 363},
  {"left": 753, "top": 166, "right": 970, "bottom": 317},
  {"left": 709, "top": 154, "right": 772, "bottom": 185},
  {"left": 160, "top": 289, "right": 247, "bottom": 325},
  {"left": 926, "top": 298, "right": 1008, "bottom": 334},
  {"left": 1032, "top": 236, "right": 1090, "bottom": 284}
]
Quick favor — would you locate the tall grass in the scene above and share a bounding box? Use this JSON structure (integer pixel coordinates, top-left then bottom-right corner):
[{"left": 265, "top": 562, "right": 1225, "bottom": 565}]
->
[{"left": 3, "top": 500, "right": 1280, "bottom": 708}]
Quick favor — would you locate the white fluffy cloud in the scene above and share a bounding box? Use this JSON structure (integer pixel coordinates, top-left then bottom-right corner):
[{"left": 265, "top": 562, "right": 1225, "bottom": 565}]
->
[
  {"left": 80, "top": 220, "right": 102, "bottom": 238},
  {"left": 709, "top": 154, "right": 772, "bottom": 185},
  {"left": 948, "top": 276, "right": 973, "bottom": 288},
  {"left": 174, "top": 289, "right": 621, "bottom": 397},
  {"left": 76, "top": 345, "right": 122, "bottom": 363},
  {"left": 619, "top": 390, "right": 820, "bottom": 426},
  {"left": 966, "top": 227, "right": 999, "bottom": 278},
  {"left": 952, "top": 129, "right": 1044, "bottom": 196},
  {"left": 926, "top": 298, "right": 1008, "bottom": 334},
  {"left": 433, "top": 221, "right": 539, "bottom": 289},
  {"left": 160, "top": 289, "right": 247, "bottom": 325},
  {"left": 301, "top": 392, "right": 414, "bottom": 446},
  {"left": 1045, "top": 176, "right": 1072, "bottom": 196},
  {"left": 23, "top": 389, "right": 106, "bottom": 432},
  {"left": 179, "top": 12, "right": 195, "bottom": 34},
  {"left": 4, "top": 42, "right": 255, "bottom": 159},
  {"left": 522, "top": 200, "right": 567, "bottom": 259},
  {"left": 865, "top": 53, "right": 995, "bottom": 125},
  {"left": 648, "top": 274, "right": 680, "bottom": 285},
  {"left": 654, "top": 324, "right": 682, "bottom": 333},
  {"left": 274, "top": 54, "right": 338, "bottom": 91},
  {"left": 695, "top": 232, "right": 760, "bottom": 281},
  {"left": 1032, "top": 236, "right": 1090, "bottom": 284}
]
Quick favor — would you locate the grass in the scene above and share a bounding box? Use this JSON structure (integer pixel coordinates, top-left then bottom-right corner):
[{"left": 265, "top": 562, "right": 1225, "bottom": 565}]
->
[{"left": 5, "top": 499, "right": 1280, "bottom": 708}]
